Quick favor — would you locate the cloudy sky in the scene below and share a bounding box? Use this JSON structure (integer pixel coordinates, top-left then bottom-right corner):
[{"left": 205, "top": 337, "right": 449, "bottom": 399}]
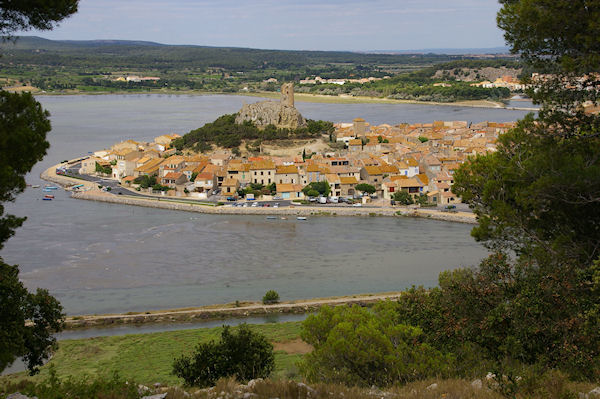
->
[{"left": 27, "top": 0, "right": 507, "bottom": 51}]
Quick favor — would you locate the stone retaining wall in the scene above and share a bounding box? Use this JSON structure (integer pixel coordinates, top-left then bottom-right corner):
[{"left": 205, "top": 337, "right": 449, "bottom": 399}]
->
[
  {"left": 41, "top": 162, "right": 475, "bottom": 224},
  {"left": 70, "top": 190, "right": 476, "bottom": 223},
  {"left": 65, "top": 295, "right": 402, "bottom": 329}
]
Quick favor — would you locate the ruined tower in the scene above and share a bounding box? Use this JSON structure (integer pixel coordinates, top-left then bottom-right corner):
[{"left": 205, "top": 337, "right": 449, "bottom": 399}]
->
[
  {"left": 353, "top": 117, "right": 367, "bottom": 137},
  {"left": 281, "top": 83, "right": 294, "bottom": 108}
]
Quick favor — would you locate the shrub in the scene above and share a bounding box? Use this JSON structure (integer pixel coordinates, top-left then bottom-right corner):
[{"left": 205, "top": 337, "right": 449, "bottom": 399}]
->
[
  {"left": 299, "top": 303, "right": 454, "bottom": 387},
  {"left": 262, "top": 290, "right": 280, "bottom": 304},
  {"left": 393, "top": 190, "right": 414, "bottom": 205},
  {"left": 2, "top": 365, "right": 139, "bottom": 399},
  {"left": 172, "top": 324, "right": 274, "bottom": 387}
]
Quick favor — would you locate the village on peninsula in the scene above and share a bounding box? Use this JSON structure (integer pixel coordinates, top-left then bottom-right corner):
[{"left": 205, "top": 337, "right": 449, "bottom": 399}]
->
[{"left": 54, "top": 84, "right": 514, "bottom": 210}]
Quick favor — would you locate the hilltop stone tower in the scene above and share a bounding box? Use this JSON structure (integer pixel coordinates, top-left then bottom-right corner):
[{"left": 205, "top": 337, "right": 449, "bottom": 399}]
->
[
  {"left": 235, "top": 83, "right": 306, "bottom": 129},
  {"left": 353, "top": 117, "right": 367, "bottom": 137},
  {"left": 281, "top": 83, "right": 295, "bottom": 107}
]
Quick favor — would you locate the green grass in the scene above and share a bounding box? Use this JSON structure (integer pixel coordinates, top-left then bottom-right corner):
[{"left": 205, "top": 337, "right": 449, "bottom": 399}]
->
[{"left": 5, "top": 322, "right": 303, "bottom": 386}]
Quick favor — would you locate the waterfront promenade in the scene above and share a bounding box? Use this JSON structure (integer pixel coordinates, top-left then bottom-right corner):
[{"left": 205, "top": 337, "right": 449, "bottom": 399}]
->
[{"left": 42, "top": 164, "right": 476, "bottom": 224}]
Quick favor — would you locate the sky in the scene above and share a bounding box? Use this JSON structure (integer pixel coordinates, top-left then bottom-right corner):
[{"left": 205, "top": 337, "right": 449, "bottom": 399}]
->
[{"left": 25, "top": 0, "right": 508, "bottom": 52}]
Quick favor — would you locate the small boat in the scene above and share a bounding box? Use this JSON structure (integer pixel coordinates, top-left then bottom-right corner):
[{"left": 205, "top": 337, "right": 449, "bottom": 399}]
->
[
  {"left": 280, "top": 217, "right": 287, "bottom": 220},
  {"left": 42, "top": 197, "right": 52, "bottom": 201},
  {"left": 31, "top": 185, "right": 40, "bottom": 188},
  {"left": 44, "top": 186, "right": 59, "bottom": 190},
  {"left": 44, "top": 194, "right": 54, "bottom": 199},
  {"left": 296, "top": 216, "right": 307, "bottom": 221},
  {"left": 266, "top": 216, "right": 277, "bottom": 220}
]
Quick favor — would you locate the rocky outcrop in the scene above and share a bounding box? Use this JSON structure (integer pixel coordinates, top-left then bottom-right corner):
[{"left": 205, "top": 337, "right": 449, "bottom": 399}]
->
[
  {"left": 235, "top": 83, "right": 306, "bottom": 129},
  {"left": 235, "top": 101, "right": 306, "bottom": 129}
]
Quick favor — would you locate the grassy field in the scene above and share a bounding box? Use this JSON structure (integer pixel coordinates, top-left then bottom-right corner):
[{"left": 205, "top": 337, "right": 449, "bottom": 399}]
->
[{"left": 3, "top": 322, "right": 304, "bottom": 386}]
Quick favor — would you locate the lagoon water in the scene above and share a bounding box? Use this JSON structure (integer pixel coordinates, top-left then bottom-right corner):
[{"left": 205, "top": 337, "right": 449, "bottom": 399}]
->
[{"left": 1, "top": 94, "right": 530, "bottom": 315}]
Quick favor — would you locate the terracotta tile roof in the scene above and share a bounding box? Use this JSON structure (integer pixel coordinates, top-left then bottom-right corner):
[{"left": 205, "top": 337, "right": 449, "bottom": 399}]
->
[
  {"left": 228, "top": 163, "right": 250, "bottom": 172},
  {"left": 164, "top": 172, "right": 184, "bottom": 180},
  {"left": 276, "top": 165, "right": 298, "bottom": 174},
  {"left": 277, "top": 183, "right": 303, "bottom": 193},
  {"left": 339, "top": 176, "right": 358, "bottom": 184},
  {"left": 363, "top": 165, "right": 382, "bottom": 175},
  {"left": 195, "top": 172, "right": 214, "bottom": 180},
  {"left": 222, "top": 178, "right": 239, "bottom": 186},
  {"left": 250, "top": 160, "right": 276, "bottom": 170}
]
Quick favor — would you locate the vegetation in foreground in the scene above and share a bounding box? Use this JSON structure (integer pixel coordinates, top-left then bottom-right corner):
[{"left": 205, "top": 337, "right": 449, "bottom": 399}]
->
[
  {"left": 0, "top": 322, "right": 303, "bottom": 386},
  {"left": 2, "top": 367, "right": 598, "bottom": 399},
  {"left": 173, "top": 324, "right": 275, "bottom": 387}
]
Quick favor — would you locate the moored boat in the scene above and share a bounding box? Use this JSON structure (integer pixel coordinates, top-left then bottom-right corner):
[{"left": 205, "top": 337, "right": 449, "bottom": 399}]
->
[
  {"left": 42, "top": 197, "right": 52, "bottom": 201},
  {"left": 296, "top": 216, "right": 307, "bottom": 220},
  {"left": 44, "top": 186, "right": 59, "bottom": 190},
  {"left": 44, "top": 194, "right": 55, "bottom": 199}
]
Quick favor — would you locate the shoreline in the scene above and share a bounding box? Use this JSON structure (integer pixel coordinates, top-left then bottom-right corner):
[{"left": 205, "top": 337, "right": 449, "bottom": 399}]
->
[
  {"left": 63, "top": 292, "right": 404, "bottom": 330},
  {"left": 32, "top": 89, "right": 538, "bottom": 110},
  {"left": 41, "top": 163, "right": 476, "bottom": 224},
  {"left": 40, "top": 164, "right": 473, "bottom": 330}
]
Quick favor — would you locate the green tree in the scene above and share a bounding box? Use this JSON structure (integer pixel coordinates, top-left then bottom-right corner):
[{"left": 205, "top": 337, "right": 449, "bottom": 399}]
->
[
  {"left": 262, "top": 290, "right": 280, "bottom": 304},
  {"left": 299, "top": 303, "right": 453, "bottom": 387},
  {"left": 0, "top": 0, "right": 78, "bottom": 37},
  {"left": 393, "top": 190, "right": 413, "bottom": 205},
  {"left": 306, "top": 189, "right": 319, "bottom": 198},
  {"left": 0, "top": 0, "right": 78, "bottom": 373},
  {"left": 134, "top": 175, "right": 156, "bottom": 189},
  {"left": 0, "top": 92, "right": 51, "bottom": 245},
  {"left": 447, "top": 0, "right": 600, "bottom": 380},
  {"left": 497, "top": 0, "right": 600, "bottom": 75},
  {"left": 95, "top": 162, "right": 112, "bottom": 175},
  {"left": 354, "top": 183, "right": 375, "bottom": 195},
  {"left": 302, "top": 181, "right": 330, "bottom": 197},
  {"left": 172, "top": 324, "right": 274, "bottom": 387}
]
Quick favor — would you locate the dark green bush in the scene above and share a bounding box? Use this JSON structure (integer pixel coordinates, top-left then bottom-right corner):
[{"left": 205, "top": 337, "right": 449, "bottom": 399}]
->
[
  {"left": 262, "top": 290, "right": 280, "bottom": 304},
  {"left": 2, "top": 365, "right": 138, "bottom": 399},
  {"left": 299, "top": 303, "right": 454, "bottom": 387},
  {"left": 172, "top": 324, "right": 274, "bottom": 387}
]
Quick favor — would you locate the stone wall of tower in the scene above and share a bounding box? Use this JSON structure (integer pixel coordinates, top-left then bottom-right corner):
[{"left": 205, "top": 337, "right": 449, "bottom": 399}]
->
[
  {"left": 353, "top": 118, "right": 367, "bottom": 137},
  {"left": 281, "top": 83, "right": 294, "bottom": 108}
]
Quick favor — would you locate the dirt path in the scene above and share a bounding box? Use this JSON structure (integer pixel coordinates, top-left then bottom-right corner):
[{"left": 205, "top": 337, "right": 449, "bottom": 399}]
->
[{"left": 65, "top": 292, "right": 405, "bottom": 329}]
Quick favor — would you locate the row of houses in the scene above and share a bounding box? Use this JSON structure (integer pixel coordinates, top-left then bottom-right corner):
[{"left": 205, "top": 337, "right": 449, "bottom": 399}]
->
[{"left": 82, "top": 118, "right": 514, "bottom": 204}]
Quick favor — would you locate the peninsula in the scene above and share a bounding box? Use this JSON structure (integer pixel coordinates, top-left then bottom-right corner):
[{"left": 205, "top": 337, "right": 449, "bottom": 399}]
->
[{"left": 41, "top": 84, "right": 510, "bottom": 223}]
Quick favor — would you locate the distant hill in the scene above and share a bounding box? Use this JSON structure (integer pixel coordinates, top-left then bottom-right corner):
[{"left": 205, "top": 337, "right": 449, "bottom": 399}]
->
[
  {"left": 0, "top": 36, "right": 495, "bottom": 71},
  {"left": 364, "top": 47, "right": 512, "bottom": 55}
]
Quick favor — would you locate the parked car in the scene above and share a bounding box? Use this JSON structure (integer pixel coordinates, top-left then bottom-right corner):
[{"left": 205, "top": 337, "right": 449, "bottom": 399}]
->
[
  {"left": 273, "top": 203, "right": 279, "bottom": 208},
  {"left": 353, "top": 203, "right": 362, "bottom": 207},
  {"left": 251, "top": 202, "right": 259, "bottom": 207},
  {"left": 226, "top": 196, "right": 237, "bottom": 201}
]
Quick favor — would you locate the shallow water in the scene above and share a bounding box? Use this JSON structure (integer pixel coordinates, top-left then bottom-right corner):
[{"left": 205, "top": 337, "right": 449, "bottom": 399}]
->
[{"left": 1, "top": 94, "right": 527, "bottom": 315}]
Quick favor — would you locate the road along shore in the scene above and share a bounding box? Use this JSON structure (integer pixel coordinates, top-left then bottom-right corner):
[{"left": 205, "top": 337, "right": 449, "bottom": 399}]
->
[
  {"left": 64, "top": 293, "right": 405, "bottom": 330},
  {"left": 41, "top": 164, "right": 476, "bottom": 224}
]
